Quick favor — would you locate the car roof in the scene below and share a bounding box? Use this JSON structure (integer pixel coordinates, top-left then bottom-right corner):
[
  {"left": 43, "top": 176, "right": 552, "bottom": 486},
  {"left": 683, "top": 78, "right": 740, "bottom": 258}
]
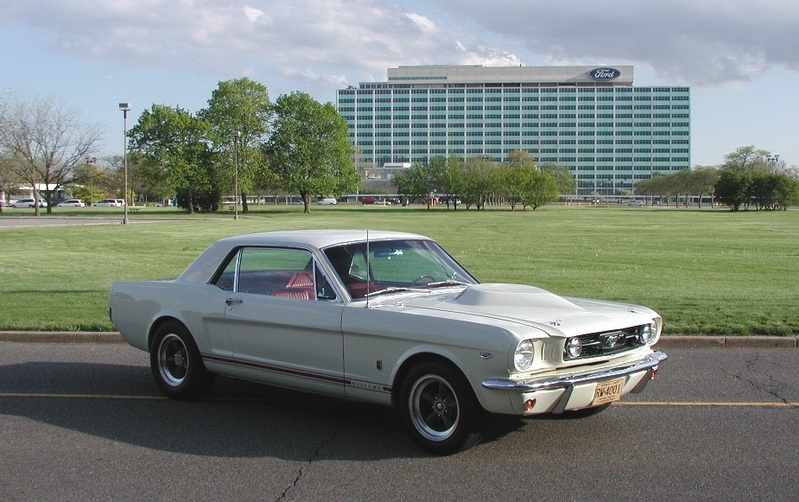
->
[
  {"left": 178, "top": 229, "right": 434, "bottom": 283},
  {"left": 216, "top": 229, "right": 430, "bottom": 250}
]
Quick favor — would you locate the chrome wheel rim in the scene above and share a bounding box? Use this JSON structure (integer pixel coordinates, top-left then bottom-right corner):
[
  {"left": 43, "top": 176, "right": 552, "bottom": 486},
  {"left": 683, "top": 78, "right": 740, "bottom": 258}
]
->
[
  {"left": 157, "top": 333, "right": 188, "bottom": 387},
  {"left": 408, "top": 374, "right": 459, "bottom": 441}
]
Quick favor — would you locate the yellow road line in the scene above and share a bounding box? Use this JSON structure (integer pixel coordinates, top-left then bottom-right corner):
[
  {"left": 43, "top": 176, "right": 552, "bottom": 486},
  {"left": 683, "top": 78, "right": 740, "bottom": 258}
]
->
[
  {"left": 0, "top": 393, "right": 167, "bottom": 400},
  {"left": 1, "top": 393, "right": 798, "bottom": 408},
  {"left": 0, "top": 393, "right": 333, "bottom": 403},
  {"left": 615, "top": 401, "right": 799, "bottom": 408}
]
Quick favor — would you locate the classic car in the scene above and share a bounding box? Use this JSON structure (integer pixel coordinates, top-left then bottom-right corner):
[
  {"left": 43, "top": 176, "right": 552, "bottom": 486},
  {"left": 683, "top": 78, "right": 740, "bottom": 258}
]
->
[{"left": 108, "top": 229, "right": 666, "bottom": 454}]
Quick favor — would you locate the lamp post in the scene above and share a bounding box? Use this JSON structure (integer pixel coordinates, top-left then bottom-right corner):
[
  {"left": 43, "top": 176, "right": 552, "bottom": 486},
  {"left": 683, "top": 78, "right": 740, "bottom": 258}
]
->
[
  {"left": 767, "top": 154, "right": 780, "bottom": 174},
  {"left": 84, "top": 155, "right": 97, "bottom": 205},
  {"left": 119, "top": 103, "right": 131, "bottom": 224},
  {"left": 231, "top": 130, "right": 241, "bottom": 220}
]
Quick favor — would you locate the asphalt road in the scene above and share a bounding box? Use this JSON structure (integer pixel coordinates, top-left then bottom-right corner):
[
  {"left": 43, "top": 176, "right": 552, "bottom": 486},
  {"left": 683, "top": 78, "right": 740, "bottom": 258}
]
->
[
  {"left": 2, "top": 343, "right": 798, "bottom": 501},
  {"left": 0, "top": 216, "right": 157, "bottom": 229}
]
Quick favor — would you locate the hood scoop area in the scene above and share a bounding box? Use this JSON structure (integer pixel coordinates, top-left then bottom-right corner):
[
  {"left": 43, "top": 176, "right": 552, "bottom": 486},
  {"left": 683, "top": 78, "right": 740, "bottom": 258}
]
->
[{"left": 452, "top": 283, "right": 585, "bottom": 312}]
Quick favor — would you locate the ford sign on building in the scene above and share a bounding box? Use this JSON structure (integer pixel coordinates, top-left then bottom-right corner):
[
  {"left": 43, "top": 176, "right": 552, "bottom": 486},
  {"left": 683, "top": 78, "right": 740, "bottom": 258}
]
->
[{"left": 588, "top": 67, "right": 621, "bottom": 80}]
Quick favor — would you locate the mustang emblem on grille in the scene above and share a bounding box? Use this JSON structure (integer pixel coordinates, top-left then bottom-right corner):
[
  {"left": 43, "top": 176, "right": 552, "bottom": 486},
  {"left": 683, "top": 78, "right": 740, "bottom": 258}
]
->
[{"left": 602, "top": 332, "right": 624, "bottom": 349}]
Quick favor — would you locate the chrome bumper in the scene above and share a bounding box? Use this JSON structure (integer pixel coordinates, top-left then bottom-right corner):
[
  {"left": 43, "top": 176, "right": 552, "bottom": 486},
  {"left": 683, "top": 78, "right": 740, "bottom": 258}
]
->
[{"left": 482, "top": 351, "right": 667, "bottom": 413}]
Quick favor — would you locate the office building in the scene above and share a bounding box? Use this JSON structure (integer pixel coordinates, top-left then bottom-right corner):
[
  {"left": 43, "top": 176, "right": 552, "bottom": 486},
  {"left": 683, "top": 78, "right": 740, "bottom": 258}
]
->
[{"left": 336, "top": 65, "right": 690, "bottom": 195}]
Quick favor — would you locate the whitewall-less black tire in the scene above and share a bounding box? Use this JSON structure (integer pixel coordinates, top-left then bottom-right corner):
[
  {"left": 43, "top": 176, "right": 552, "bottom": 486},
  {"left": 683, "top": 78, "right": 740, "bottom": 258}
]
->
[
  {"left": 399, "top": 361, "right": 484, "bottom": 455},
  {"left": 149, "top": 321, "right": 215, "bottom": 400}
]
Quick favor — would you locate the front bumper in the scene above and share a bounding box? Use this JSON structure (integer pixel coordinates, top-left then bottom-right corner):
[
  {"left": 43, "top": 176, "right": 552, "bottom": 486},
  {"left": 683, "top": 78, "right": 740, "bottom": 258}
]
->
[{"left": 482, "top": 351, "right": 667, "bottom": 414}]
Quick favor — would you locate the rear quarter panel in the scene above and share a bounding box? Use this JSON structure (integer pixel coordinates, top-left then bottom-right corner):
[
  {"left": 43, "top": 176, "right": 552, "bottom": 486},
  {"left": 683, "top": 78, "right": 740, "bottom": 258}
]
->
[{"left": 108, "top": 280, "right": 231, "bottom": 355}]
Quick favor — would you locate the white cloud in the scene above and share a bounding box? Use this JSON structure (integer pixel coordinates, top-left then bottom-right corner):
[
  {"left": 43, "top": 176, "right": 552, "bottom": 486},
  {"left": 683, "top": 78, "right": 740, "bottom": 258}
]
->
[
  {"left": 243, "top": 6, "right": 268, "bottom": 24},
  {"left": 0, "top": 0, "right": 522, "bottom": 90},
  {"left": 2, "top": 0, "right": 797, "bottom": 94},
  {"left": 425, "top": 0, "right": 799, "bottom": 87},
  {"left": 404, "top": 12, "right": 437, "bottom": 34}
]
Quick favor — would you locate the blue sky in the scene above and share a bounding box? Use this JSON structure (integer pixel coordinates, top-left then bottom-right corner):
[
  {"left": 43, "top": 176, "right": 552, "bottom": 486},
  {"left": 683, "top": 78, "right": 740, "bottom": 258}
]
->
[{"left": 1, "top": 0, "right": 797, "bottom": 168}]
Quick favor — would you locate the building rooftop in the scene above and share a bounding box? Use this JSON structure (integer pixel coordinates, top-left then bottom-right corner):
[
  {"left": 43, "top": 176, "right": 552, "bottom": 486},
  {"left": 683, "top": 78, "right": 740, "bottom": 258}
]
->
[{"left": 373, "top": 64, "right": 635, "bottom": 86}]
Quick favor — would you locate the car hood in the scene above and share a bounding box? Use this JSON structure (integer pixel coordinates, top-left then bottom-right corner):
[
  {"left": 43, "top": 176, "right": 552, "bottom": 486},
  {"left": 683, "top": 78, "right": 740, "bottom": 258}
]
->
[{"left": 388, "top": 283, "right": 658, "bottom": 338}]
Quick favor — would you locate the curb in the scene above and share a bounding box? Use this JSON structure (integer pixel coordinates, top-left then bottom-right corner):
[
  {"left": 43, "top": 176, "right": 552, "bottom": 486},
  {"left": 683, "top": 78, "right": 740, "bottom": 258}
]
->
[
  {"left": 656, "top": 335, "right": 798, "bottom": 349},
  {"left": 0, "top": 332, "right": 797, "bottom": 348},
  {"left": 0, "top": 332, "right": 126, "bottom": 344}
]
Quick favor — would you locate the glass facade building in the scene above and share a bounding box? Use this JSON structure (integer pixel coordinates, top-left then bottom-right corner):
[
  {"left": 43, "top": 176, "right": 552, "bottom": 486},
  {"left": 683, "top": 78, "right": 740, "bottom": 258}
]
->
[{"left": 335, "top": 65, "right": 690, "bottom": 196}]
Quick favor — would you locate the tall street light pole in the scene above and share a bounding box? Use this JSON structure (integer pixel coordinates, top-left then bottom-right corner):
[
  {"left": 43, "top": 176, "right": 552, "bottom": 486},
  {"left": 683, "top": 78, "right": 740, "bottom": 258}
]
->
[
  {"left": 231, "top": 130, "right": 241, "bottom": 220},
  {"left": 767, "top": 154, "right": 780, "bottom": 174},
  {"left": 119, "top": 103, "right": 131, "bottom": 224}
]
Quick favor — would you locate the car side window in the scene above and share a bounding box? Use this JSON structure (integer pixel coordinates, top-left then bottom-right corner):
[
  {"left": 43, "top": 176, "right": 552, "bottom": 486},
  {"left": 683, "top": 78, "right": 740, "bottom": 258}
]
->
[
  {"left": 349, "top": 249, "right": 369, "bottom": 280},
  {"left": 216, "top": 247, "right": 318, "bottom": 300},
  {"left": 215, "top": 252, "right": 238, "bottom": 291},
  {"left": 315, "top": 266, "right": 336, "bottom": 300}
]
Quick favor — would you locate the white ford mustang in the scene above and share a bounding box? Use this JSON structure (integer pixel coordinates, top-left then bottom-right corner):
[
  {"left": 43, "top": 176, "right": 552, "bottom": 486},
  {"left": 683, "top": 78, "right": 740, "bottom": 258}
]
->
[{"left": 108, "top": 229, "right": 666, "bottom": 454}]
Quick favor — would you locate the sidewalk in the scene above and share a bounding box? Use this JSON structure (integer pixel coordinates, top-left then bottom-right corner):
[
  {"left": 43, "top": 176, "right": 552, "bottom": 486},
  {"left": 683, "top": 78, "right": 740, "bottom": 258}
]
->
[{"left": 1, "top": 331, "right": 797, "bottom": 348}]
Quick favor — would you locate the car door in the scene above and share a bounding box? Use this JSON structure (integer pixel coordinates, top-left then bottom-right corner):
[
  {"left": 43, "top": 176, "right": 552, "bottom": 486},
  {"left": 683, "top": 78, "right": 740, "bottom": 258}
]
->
[{"left": 219, "top": 246, "right": 346, "bottom": 397}]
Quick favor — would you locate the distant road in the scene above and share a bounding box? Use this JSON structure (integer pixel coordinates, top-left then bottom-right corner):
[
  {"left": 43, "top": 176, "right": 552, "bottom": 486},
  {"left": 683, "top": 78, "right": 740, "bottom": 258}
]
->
[{"left": 0, "top": 217, "right": 155, "bottom": 229}]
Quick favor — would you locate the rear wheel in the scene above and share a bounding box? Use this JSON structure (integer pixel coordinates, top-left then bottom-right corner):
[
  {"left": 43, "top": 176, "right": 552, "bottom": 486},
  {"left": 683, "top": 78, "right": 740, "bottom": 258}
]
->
[
  {"left": 399, "top": 361, "right": 484, "bottom": 455},
  {"left": 150, "top": 321, "right": 215, "bottom": 400}
]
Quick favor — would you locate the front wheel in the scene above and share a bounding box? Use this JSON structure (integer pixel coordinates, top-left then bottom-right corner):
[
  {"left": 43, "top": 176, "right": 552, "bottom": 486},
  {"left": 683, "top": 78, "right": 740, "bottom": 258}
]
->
[
  {"left": 150, "top": 322, "right": 215, "bottom": 400},
  {"left": 399, "top": 361, "right": 484, "bottom": 455}
]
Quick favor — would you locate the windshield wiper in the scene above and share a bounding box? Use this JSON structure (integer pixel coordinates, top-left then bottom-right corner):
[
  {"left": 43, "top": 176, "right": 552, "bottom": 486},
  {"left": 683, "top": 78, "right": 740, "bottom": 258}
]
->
[
  {"left": 364, "top": 287, "right": 412, "bottom": 298},
  {"left": 425, "top": 280, "right": 471, "bottom": 288},
  {"left": 364, "top": 281, "right": 469, "bottom": 297}
]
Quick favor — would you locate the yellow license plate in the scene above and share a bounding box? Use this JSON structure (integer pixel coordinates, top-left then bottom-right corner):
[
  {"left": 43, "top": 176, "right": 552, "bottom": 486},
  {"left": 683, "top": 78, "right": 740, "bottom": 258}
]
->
[{"left": 592, "top": 377, "right": 625, "bottom": 405}]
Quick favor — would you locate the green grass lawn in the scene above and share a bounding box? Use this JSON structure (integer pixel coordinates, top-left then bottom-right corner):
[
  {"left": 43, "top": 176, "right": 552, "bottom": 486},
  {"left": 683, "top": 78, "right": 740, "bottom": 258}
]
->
[{"left": 1, "top": 203, "right": 797, "bottom": 335}]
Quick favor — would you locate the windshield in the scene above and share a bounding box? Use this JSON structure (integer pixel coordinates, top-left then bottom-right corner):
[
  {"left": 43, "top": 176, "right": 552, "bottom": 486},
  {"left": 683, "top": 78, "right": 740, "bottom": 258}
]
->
[{"left": 324, "top": 239, "right": 477, "bottom": 299}]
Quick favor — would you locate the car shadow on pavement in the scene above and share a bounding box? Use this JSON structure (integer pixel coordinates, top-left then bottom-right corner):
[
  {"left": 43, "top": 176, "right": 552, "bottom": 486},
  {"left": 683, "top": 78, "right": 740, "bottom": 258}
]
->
[{"left": 0, "top": 361, "right": 528, "bottom": 459}]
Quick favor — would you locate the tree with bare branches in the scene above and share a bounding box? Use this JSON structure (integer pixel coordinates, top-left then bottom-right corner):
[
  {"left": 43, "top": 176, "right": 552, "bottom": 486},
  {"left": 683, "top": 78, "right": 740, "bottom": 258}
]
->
[{"left": 0, "top": 93, "right": 102, "bottom": 215}]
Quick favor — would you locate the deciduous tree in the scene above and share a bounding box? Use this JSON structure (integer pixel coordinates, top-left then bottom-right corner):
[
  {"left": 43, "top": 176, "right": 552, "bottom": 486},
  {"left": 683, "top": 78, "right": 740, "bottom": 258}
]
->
[
  {"left": 392, "top": 163, "right": 435, "bottom": 207},
  {"left": 460, "top": 157, "right": 494, "bottom": 210},
  {"left": 722, "top": 146, "right": 770, "bottom": 173},
  {"left": 264, "top": 92, "right": 357, "bottom": 213},
  {"left": 0, "top": 93, "right": 101, "bottom": 215},
  {"left": 198, "top": 78, "right": 274, "bottom": 212},
  {"left": 127, "top": 105, "right": 218, "bottom": 213}
]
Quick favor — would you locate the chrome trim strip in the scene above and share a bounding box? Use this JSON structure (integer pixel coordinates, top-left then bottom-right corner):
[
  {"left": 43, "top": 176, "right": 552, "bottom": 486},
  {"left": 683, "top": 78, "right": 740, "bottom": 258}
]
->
[
  {"left": 482, "top": 351, "right": 667, "bottom": 392},
  {"left": 201, "top": 353, "right": 392, "bottom": 394}
]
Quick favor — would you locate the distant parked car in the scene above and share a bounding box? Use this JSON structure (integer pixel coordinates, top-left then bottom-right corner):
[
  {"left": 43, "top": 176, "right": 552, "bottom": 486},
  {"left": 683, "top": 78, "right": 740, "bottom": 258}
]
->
[
  {"left": 11, "top": 198, "right": 48, "bottom": 208},
  {"left": 93, "top": 199, "right": 125, "bottom": 207},
  {"left": 627, "top": 200, "right": 645, "bottom": 206},
  {"left": 57, "top": 199, "right": 86, "bottom": 207},
  {"left": 318, "top": 198, "right": 338, "bottom": 205}
]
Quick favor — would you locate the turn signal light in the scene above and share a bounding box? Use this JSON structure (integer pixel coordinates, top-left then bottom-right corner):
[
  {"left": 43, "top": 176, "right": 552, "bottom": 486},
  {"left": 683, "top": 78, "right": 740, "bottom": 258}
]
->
[{"left": 523, "top": 399, "right": 536, "bottom": 411}]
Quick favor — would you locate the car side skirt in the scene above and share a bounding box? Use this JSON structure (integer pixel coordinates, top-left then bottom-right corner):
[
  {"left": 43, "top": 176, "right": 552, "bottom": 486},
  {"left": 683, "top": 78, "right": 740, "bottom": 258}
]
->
[{"left": 202, "top": 353, "right": 393, "bottom": 403}]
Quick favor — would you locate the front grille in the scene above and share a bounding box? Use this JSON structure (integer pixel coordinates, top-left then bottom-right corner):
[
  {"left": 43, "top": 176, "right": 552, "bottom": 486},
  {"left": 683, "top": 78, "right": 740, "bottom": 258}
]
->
[{"left": 564, "top": 326, "right": 646, "bottom": 360}]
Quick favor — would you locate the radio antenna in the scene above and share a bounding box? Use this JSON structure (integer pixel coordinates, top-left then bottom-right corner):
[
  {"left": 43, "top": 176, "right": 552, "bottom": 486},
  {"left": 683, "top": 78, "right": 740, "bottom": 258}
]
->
[{"left": 365, "top": 229, "right": 370, "bottom": 308}]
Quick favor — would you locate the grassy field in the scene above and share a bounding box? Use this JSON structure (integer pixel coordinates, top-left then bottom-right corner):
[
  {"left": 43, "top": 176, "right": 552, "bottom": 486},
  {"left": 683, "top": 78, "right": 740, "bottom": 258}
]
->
[{"left": 1, "top": 204, "right": 797, "bottom": 335}]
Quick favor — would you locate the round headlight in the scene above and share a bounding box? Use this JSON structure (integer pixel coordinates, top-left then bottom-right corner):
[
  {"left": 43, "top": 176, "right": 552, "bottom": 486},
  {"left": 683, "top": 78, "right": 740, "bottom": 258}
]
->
[
  {"left": 565, "top": 337, "right": 582, "bottom": 359},
  {"left": 639, "top": 323, "right": 657, "bottom": 344},
  {"left": 514, "top": 339, "right": 535, "bottom": 371}
]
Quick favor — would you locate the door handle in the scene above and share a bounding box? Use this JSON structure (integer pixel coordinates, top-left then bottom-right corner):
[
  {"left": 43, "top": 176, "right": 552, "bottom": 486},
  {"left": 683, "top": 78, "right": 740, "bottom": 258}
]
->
[{"left": 225, "top": 297, "right": 243, "bottom": 305}]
